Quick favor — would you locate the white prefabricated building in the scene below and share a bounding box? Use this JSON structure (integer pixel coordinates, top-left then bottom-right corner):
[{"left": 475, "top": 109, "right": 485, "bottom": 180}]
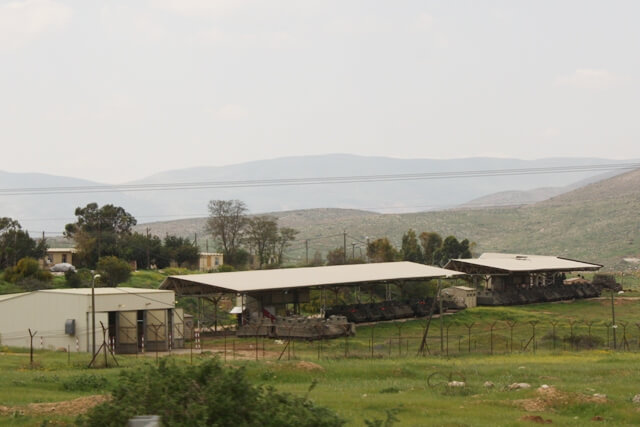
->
[{"left": 0, "top": 288, "right": 186, "bottom": 354}]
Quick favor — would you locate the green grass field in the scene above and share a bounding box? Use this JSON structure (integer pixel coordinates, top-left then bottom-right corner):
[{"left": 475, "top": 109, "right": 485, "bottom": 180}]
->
[{"left": 4, "top": 299, "right": 640, "bottom": 426}]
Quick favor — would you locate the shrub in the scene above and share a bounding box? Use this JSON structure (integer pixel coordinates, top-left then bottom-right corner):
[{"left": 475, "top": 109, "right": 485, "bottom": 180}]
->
[
  {"left": 4, "top": 257, "right": 52, "bottom": 284},
  {"left": 96, "top": 256, "right": 132, "bottom": 287},
  {"left": 78, "top": 359, "right": 345, "bottom": 427},
  {"left": 563, "top": 334, "right": 604, "bottom": 349},
  {"left": 61, "top": 374, "right": 109, "bottom": 391}
]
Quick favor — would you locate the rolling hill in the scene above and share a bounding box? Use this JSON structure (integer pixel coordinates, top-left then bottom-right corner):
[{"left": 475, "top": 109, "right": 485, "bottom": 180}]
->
[
  {"left": 1, "top": 155, "right": 631, "bottom": 233},
  {"left": 134, "top": 168, "right": 640, "bottom": 270}
]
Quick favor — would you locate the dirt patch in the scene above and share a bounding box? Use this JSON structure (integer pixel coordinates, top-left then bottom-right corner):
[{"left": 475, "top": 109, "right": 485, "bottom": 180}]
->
[
  {"left": 520, "top": 415, "right": 552, "bottom": 424},
  {"left": 295, "top": 361, "right": 325, "bottom": 371},
  {"left": 0, "top": 395, "right": 109, "bottom": 416},
  {"left": 514, "top": 386, "right": 607, "bottom": 412}
]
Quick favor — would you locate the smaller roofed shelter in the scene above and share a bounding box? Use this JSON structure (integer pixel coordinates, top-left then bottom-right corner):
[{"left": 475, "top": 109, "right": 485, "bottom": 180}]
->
[
  {"left": 444, "top": 253, "right": 602, "bottom": 305},
  {"left": 160, "top": 262, "right": 464, "bottom": 321}
]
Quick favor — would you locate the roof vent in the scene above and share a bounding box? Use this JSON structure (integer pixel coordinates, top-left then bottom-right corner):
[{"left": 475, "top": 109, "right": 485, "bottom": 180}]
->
[{"left": 515, "top": 255, "right": 528, "bottom": 260}]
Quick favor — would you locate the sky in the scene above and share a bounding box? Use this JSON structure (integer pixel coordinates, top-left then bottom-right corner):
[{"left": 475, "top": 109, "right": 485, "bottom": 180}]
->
[{"left": 1, "top": 0, "right": 639, "bottom": 183}]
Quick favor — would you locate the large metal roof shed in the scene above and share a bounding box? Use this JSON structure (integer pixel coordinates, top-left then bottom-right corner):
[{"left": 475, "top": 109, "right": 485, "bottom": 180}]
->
[
  {"left": 444, "top": 253, "right": 602, "bottom": 275},
  {"left": 160, "top": 261, "right": 464, "bottom": 295}
]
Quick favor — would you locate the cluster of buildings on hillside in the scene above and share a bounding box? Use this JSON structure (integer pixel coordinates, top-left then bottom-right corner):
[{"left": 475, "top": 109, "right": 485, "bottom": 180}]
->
[{"left": 0, "top": 252, "right": 608, "bottom": 355}]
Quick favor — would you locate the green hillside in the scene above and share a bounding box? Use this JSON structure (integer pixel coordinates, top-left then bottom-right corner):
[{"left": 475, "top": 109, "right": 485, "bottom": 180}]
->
[{"left": 135, "top": 169, "right": 640, "bottom": 270}]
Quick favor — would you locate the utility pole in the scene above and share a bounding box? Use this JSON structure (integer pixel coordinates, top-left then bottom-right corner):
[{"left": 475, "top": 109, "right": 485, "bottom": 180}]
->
[
  {"left": 611, "top": 290, "right": 617, "bottom": 350},
  {"left": 305, "top": 239, "right": 309, "bottom": 265},
  {"left": 146, "top": 227, "right": 150, "bottom": 269},
  {"left": 91, "top": 274, "right": 101, "bottom": 357},
  {"left": 343, "top": 230, "right": 347, "bottom": 264},
  {"left": 13, "top": 230, "right": 17, "bottom": 266},
  {"left": 352, "top": 242, "right": 356, "bottom": 260},
  {"left": 97, "top": 213, "right": 101, "bottom": 261},
  {"left": 365, "top": 237, "right": 370, "bottom": 263}
]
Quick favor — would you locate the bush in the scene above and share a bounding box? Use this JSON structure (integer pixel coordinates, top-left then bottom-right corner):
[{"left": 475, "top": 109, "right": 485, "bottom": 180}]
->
[
  {"left": 78, "top": 359, "right": 345, "bottom": 427},
  {"left": 96, "top": 256, "right": 132, "bottom": 287},
  {"left": 3, "top": 257, "right": 52, "bottom": 284},
  {"left": 563, "top": 334, "right": 604, "bottom": 349},
  {"left": 65, "top": 269, "right": 93, "bottom": 288},
  {"left": 61, "top": 374, "right": 108, "bottom": 391}
]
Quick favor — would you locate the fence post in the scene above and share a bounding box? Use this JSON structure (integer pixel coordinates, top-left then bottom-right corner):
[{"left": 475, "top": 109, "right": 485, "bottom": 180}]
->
[
  {"left": 489, "top": 321, "right": 497, "bottom": 355},
  {"left": 445, "top": 323, "right": 451, "bottom": 357},
  {"left": 568, "top": 320, "right": 577, "bottom": 351},
  {"left": 370, "top": 325, "right": 375, "bottom": 358},
  {"left": 550, "top": 320, "right": 558, "bottom": 350},
  {"left": 396, "top": 324, "right": 403, "bottom": 357},
  {"left": 506, "top": 320, "right": 517, "bottom": 353},
  {"left": 465, "top": 323, "right": 475, "bottom": 353},
  {"left": 529, "top": 320, "right": 539, "bottom": 354},
  {"left": 28, "top": 329, "right": 37, "bottom": 366},
  {"left": 619, "top": 321, "right": 629, "bottom": 351}
]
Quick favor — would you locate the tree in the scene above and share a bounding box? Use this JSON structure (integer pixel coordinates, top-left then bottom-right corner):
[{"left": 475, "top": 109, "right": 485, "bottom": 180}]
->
[
  {"left": 275, "top": 227, "right": 299, "bottom": 265},
  {"left": 120, "top": 232, "right": 165, "bottom": 269},
  {"left": 65, "top": 203, "right": 137, "bottom": 268},
  {"left": 401, "top": 229, "right": 423, "bottom": 263},
  {"left": 164, "top": 235, "right": 199, "bottom": 268},
  {"left": 419, "top": 231, "right": 443, "bottom": 265},
  {"left": 97, "top": 256, "right": 132, "bottom": 287},
  {"left": 432, "top": 236, "right": 472, "bottom": 266},
  {"left": 0, "top": 218, "right": 47, "bottom": 269},
  {"left": 326, "top": 247, "right": 346, "bottom": 265},
  {"left": 245, "top": 216, "right": 279, "bottom": 269},
  {"left": 206, "top": 200, "right": 248, "bottom": 267},
  {"left": 366, "top": 238, "right": 398, "bottom": 263}
]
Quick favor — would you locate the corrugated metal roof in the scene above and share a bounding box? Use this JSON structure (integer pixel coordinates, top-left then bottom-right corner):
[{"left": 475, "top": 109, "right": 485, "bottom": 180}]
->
[
  {"left": 161, "top": 261, "right": 464, "bottom": 294},
  {"left": 446, "top": 253, "right": 602, "bottom": 273},
  {"left": 0, "top": 288, "right": 172, "bottom": 300},
  {"left": 37, "top": 287, "right": 173, "bottom": 296}
]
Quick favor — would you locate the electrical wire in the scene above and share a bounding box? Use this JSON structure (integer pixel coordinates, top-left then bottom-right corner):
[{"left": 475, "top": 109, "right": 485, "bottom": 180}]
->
[{"left": 1, "top": 162, "right": 638, "bottom": 196}]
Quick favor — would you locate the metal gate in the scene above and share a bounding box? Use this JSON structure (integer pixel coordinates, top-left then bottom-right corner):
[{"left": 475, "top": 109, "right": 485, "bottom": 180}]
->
[
  {"left": 116, "top": 311, "right": 138, "bottom": 354},
  {"left": 145, "top": 310, "right": 168, "bottom": 351},
  {"left": 172, "top": 309, "right": 185, "bottom": 349}
]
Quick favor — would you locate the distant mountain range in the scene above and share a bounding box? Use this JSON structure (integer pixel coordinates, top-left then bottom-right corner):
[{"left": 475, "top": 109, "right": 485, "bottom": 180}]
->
[
  {"left": 0, "top": 154, "right": 634, "bottom": 235},
  {"left": 130, "top": 167, "right": 640, "bottom": 270}
]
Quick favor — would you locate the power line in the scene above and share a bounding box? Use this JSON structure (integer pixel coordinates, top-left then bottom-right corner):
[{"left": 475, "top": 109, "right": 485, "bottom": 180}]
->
[{"left": 1, "top": 162, "right": 638, "bottom": 196}]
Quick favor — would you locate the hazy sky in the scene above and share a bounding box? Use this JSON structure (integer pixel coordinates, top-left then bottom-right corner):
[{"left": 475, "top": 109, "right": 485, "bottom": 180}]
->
[{"left": 1, "top": 0, "right": 639, "bottom": 183}]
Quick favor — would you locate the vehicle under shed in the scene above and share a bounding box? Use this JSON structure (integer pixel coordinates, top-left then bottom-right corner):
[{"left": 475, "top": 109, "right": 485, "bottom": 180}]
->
[
  {"left": 445, "top": 253, "right": 603, "bottom": 305},
  {"left": 160, "top": 261, "right": 464, "bottom": 337}
]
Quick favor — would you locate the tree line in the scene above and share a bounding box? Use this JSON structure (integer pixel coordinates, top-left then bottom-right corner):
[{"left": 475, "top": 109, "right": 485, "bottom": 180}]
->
[
  {"left": 326, "top": 230, "right": 473, "bottom": 266},
  {"left": 2, "top": 199, "right": 472, "bottom": 291}
]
